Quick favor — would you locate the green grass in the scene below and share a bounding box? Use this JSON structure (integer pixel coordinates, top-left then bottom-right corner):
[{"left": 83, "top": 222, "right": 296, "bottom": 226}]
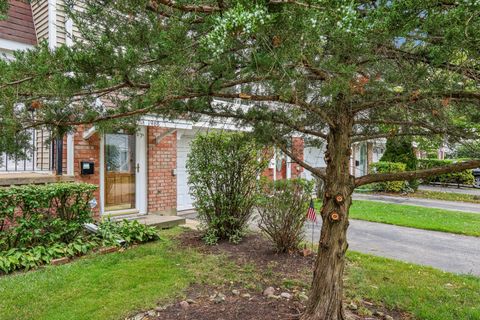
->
[
  {"left": 346, "top": 251, "right": 480, "bottom": 320},
  {"left": 0, "top": 229, "right": 240, "bottom": 320},
  {"left": 409, "top": 190, "right": 480, "bottom": 204},
  {"left": 316, "top": 200, "right": 480, "bottom": 237},
  {"left": 355, "top": 188, "right": 480, "bottom": 204},
  {"left": 0, "top": 228, "right": 479, "bottom": 320}
]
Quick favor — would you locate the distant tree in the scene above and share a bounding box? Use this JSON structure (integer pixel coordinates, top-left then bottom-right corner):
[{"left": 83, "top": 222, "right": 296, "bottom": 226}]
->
[
  {"left": 381, "top": 137, "right": 417, "bottom": 171},
  {"left": 456, "top": 141, "right": 480, "bottom": 159},
  {"left": 2, "top": 1, "right": 480, "bottom": 319}
]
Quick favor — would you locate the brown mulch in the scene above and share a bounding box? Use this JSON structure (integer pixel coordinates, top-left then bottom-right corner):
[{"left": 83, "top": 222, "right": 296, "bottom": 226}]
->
[
  {"left": 127, "top": 230, "right": 411, "bottom": 320},
  {"left": 179, "top": 230, "right": 317, "bottom": 280}
]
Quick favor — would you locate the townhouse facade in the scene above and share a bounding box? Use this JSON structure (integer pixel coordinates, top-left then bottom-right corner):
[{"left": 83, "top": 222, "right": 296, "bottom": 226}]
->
[
  {"left": 0, "top": 0, "right": 307, "bottom": 218},
  {"left": 1, "top": 0, "right": 381, "bottom": 219}
]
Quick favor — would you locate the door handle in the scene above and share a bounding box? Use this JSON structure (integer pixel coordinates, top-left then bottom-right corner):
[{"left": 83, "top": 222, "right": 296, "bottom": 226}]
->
[{"left": 136, "top": 163, "right": 140, "bottom": 173}]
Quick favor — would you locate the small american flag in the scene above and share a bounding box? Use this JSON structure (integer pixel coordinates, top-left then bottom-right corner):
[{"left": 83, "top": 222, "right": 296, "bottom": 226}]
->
[{"left": 306, "top": 199, "right": 317, "bottom": 223}]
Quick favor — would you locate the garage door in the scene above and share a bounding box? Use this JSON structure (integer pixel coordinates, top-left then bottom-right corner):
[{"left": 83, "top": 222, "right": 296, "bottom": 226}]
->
[
  {"left": 303, "top": 146, "right": 326, "bottom": 181},
  {"left": 177, "top": 135, "right": 195, "bottom": 211}
]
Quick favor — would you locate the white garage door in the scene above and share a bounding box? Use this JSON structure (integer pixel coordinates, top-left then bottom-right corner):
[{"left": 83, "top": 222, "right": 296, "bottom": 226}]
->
[
  {"left": 177, "top": 135, "right": 195, "bottom": 211},
  {"left": 303, "top": 146, "right": 326, "bottom": 181}
]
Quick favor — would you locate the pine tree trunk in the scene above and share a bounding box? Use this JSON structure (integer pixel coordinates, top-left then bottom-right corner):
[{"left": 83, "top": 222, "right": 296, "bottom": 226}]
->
[{"left": 301, "top": 119, "right": 355, "bottom": 320}]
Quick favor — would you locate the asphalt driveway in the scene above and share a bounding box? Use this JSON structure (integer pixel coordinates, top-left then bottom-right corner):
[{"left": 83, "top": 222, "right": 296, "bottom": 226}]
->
[{"left": 306, "top": 219, "right": 480, "bottom": 276}]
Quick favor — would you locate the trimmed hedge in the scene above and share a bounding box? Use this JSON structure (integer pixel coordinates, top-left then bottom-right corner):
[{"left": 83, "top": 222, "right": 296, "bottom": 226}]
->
[
  {"left": 0, "top": 183, "right": 97, "bottom": 250},
  {"left": 417, "top": 159, "right": 475, "bottom": 185},
  {"left": 369, "top": 162, "right": 407, "bottom": 192}
]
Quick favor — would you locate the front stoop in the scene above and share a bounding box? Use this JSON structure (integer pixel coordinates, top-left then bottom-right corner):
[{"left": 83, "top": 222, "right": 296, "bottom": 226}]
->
[
  {"left": 137, "top": 215, "right": 186, "bottom": 229},
  {"left": 109, "top": 213, "right": 187, "bottom": 229}
]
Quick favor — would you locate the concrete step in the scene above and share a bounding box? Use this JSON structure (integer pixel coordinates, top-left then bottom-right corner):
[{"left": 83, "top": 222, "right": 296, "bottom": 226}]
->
[{"left": 137, "top": 215, "right": 186, "bottom": 229}]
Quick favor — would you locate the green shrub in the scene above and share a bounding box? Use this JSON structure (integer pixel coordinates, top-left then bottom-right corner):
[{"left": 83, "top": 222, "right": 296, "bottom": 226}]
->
[
  {"left": 369, "top": 162, "right": 407, "bottom": 192},
  {"left": 418, "top": 159, "right": 475, "bottom": 185},
  {"left": 380, "top": 137, "right": 418, "bottom": 190},
  {"left": 380, "top": 137, "right": 417, "bottom": 171},
  {"left": 187, "top": 132, "right": 268, "bottom": 245},
  {"left": 256, "top": 179, "right": 313, "bottom": 253},
  {"left": 0, "top": 183, "right": 97, "bottom": 251}
]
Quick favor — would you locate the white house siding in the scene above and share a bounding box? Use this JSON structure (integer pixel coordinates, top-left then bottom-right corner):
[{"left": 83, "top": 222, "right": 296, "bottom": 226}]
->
[
  {"left": 176, "top": 133, "right": 195, "bottom": 211},
  {"left": 303, "top": 145, "right": 326, "bottom": 181},
  {"left": 31, "top": 0, "right": 49, "bottom": 42}
]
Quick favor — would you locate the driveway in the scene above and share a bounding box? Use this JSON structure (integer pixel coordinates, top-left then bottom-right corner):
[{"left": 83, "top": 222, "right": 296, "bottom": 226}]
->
[
  {"left": 306, "top": 219, "right": 480, "bottom": 276},
  {"left": 353, "top": 193, "right": 480, "bottom": 214}
]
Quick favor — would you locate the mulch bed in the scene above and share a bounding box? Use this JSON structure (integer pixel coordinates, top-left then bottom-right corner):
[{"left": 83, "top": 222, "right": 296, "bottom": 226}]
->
[{"left": 127, "top": 230, "right": 411, "bottom": 320}]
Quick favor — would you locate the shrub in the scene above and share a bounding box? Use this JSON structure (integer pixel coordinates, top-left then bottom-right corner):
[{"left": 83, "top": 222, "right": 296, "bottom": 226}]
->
[
  {"left": 369, "top": 162, "right": 407, "bottom": 192},
  {"left": 380, "top": 137, "right": 417, "bottom": 171},
  {"left": 0, "top": 183, "right": 97, "bottom": 251},
  {"left": 257, "top": 179, "right": 313, "bottom": 253},
  {"left": 187, "top": 132, "right": 268, "bottom": 245},
  {"left": 417, "top": 159, "right": 475, "bottom": 185},
  {"left": 380, "top": 137, "right": 418, "bottom": 190}
]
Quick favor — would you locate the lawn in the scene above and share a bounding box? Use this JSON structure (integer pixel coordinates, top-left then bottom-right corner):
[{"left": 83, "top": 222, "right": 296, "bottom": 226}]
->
[
  {"left": 316, "top": 200, "right": 480, "bottom": 237},
  {"left": 346, "top": 252, "right": 480, "bottom": 320},
  {"left": 409, "top": 190, "right": 480, "bottom": 204},
  {"left": 356, "top": 188, "right": 480, "bottom": 204},
  {"left": 0, "top": 229, "right": 239, "bottom": 320},
  {"left": 0, "top": 228, "right": 479, "bottom": 320}
]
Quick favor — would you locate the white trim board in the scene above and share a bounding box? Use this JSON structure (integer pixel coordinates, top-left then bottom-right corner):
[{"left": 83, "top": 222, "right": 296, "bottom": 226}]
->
[{"left": 0, "top": 39, "right": 34, "bottom": 52}]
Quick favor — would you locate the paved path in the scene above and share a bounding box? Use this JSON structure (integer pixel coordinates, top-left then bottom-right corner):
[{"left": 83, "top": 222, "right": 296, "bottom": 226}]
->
[
  {"left": 306, "top": 219, "right": 480, "bottom": 276},
  {"left": 419, "top": 184, "right": 480, "bottom": 196},
  {"left": 353, "top": 193, "right": 480, "bottom": 214}
]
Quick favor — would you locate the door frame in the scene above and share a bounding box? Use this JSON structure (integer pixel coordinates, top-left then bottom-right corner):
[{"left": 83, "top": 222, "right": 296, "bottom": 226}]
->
[{"left": 99, "top": 126, "right": 147, "bottom": 216}]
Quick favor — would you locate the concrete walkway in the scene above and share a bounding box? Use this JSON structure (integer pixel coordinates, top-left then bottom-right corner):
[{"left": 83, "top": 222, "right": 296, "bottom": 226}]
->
[
  {"left": 419, "top": 184, "right": 480, "bottom": 196},
  {"left": 353, "top": 193, "right": 480, "bottom": 214},
  {"left": 306, "top": 219, "right": 480, "bottom": 276}
]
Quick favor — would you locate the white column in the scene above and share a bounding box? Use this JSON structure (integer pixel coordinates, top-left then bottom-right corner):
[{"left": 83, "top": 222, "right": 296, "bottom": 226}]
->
[
  {"left": 48, "top": 0, "right": 57, "bottom": 49},
  {"left": 286, "top": 155, "right": 292, "bottom": 179},
  {"left": 99, "top": 135, "right": 105, "bottom": 215},
  {"left": 135, "top": 126, "right": 148, "bottom": 214},
  {"left": 273, "top": 148, "right": 277, "bottom": 181},
  {"left": 66, "top": 133, "right": 74, "bottom": 175}
]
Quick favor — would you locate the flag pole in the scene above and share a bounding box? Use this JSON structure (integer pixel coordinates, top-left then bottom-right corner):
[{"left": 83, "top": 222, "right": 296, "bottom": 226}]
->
[{"left": 311, "top": 220, "right": 314, "bottom": 251}]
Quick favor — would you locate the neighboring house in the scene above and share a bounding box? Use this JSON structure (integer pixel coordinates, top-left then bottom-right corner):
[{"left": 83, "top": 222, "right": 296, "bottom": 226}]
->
[
  {"left": 303, "top": 140, "right": 386, "bottom": 181},
  {"left": 0, "top": 0, "right": 305, "bottom": 218}
]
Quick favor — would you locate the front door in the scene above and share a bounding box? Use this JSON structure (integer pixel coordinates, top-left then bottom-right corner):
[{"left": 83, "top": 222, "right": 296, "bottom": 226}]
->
[{"left": 104, "top": 133, "right": 136, "bottom": 211}]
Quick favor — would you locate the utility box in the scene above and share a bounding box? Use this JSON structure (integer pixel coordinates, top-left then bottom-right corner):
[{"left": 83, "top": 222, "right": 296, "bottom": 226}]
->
[{"left": 80, "top": 161, "right": 94, "bottom": 175}]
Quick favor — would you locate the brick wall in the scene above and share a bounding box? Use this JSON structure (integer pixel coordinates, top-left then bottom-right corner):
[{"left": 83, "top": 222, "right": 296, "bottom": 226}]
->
[
  {"left": 261, "top": 137, "right": 304, "bottom": 180},
  {"left": 291, "top": 137, "right": 304, "bottom": 178},
  {"left": 72, "top": 125, "right": 101, "bottom": 217},
  {"left": 147, "top": 127, "right": 177, "bottom": 215}
]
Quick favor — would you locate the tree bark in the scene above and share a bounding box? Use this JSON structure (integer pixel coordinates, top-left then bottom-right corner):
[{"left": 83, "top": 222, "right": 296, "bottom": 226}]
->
[{"left": 302, "top": 116, "right": 355, "bottom": 320}]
